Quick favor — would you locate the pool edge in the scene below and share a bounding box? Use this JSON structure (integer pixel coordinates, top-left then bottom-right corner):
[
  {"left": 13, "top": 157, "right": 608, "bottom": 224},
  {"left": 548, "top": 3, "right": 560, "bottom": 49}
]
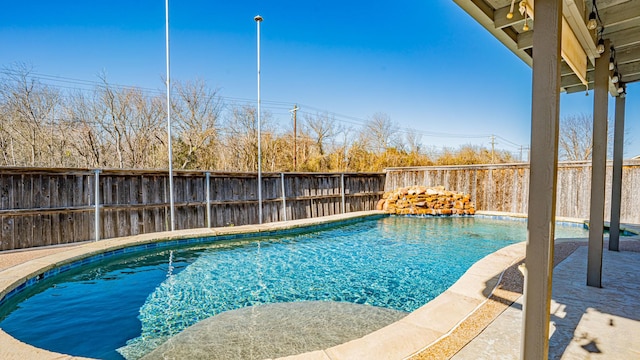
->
[
  {"left": 0, "top": 211, "right": 574, "bottom": 360},
  {"left": 0, "top": 211, "right": 385, "bottom": 360},
  {"left": 280, "top": 242, "right": 527, "bottom": 360}
]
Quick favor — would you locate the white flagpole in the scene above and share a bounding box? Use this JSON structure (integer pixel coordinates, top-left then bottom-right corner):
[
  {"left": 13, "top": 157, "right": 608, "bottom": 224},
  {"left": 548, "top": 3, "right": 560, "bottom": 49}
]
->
[
  {"left": 166, "top": 0, "right": 175, "bottom": 231},
  {"left": 255, "top": 15, "right": 263, "bottom": 224}
]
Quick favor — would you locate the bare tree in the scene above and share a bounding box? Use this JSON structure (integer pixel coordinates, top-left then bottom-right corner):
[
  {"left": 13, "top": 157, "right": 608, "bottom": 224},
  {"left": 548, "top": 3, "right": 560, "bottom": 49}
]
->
[
  {"left": 0, "top": 98, "right": 15, "bottom": 165},
  {"left": 64, "top": 91, "right": 107, "bottom": 167},
  {"left": 172, "top": 79, "right": 222, "bottom": 169},
  {"left": 404, "top": 129, "right": 423, "bottom": 154},
  {"left": 363, "top": 112, "right": 399, "bottom": 153},
  {"left": 303, "top": 112, "right": 336, "bottom": 156},
  {"left": 222, "top": 105, "right": 257, "bottom": 171},
  {"left": 128, "top": 91, "right": 165, "bottom": 169},
  {"left": 559, "top": 114, "right": 595, "bottom": 161},
  {"left": 0, "top": 64, "right": 60, "bottom": 166},
  {"left": 92, "top": 75, "right": 165, "bottom": 169}
]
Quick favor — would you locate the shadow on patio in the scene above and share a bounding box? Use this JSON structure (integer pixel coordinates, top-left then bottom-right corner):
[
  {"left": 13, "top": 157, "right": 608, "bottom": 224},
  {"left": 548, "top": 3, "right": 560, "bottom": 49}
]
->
[{"left": 450, "top": 238, "right": 640, "bottom": 360}]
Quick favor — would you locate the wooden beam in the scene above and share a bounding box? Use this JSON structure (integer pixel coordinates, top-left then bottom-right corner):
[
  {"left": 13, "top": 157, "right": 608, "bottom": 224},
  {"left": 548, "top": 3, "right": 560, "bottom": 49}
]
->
[
  {"left": 620, "top": 72, "right": 640, "bottom": 83},
  {"left": 521, "top": 0, "right": 562, "bottom": 358},
  {"left": 561, "top": 61, "right": 594, "bottom": 76},
  {"left": 453, "top": 0, "right": 533, "bottom": 66},
  {"left": 494, "top": 5, "right": 526, "bottom": 29},
  {"left": 609, "top": 95, "right": 626, "bottom": 251},
  {"left": 619, "top": 61, "right": 640, "bottom": 78},
  {"left": 518, "top": 30, "right": 534, "bottom": 50},
  {"left": 563, "top": 69, "right": 640, "bottom": 90},
  {"left": 561, "top": 17, "right": 589, "bottom": 85},
  {"left": 606, "top": 27, "right": 640, "bottom": 48},
  {"left": 614, "top": 43, "right": 640, "bottom": 64},
  {"left": 587, "top": 40, "right": 609, "bottom": 288},
  {"left": 563, "top": 0, "right": 598, "bottom": 65},
  {"left": 503, "top": 26, "right": 520, "bottom": 43},
  {"left": 561, "top": 72, "right": 594, "bottom": 88},
  {"left": 469, "top": 0, "right": 494, "bottom": 18},
  {"left": 521, "top": 1, "right": 589, "bottom": 85},
  {"left": 561, "top": 61, "right": 639, "bottom": 90},
  {"left": 600, "top": 1, "right": 640, "bottom": 28},
  {"left": 564, "top": 83, "right": 592, "bottom": 94}
]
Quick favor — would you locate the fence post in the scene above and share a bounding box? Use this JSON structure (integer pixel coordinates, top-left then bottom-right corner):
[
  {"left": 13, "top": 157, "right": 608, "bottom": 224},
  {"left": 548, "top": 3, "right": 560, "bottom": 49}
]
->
[
  {"left": 205, "top": 172, "right": 211, "bottom": 228},
  {"left": 94, "top": 169, "right": 101, "bottom": 241},
  {"left": 341, "top": 173, "right": 346, "bottom": 214},
  {"left": 281, "top": 173, "right": 287, "bottom": 221}
]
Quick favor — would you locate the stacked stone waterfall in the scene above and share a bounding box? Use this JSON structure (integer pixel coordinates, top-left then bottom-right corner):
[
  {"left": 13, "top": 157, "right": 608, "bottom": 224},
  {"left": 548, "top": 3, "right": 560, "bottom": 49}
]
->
[{"left": 377, "top": 185, "right": 476, "bottom": 216}]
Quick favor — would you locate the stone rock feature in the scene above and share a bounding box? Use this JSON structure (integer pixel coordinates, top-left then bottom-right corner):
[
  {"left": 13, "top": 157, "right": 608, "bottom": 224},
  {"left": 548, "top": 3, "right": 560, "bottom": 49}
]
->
[{"left": 377, "top": 185, "right": 476, "bottom": 216}]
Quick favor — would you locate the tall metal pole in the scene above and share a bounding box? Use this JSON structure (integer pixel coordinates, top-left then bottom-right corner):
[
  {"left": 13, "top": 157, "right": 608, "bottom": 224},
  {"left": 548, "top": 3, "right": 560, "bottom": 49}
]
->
[
  {"left": 166, "top": 0, "right": 175, "bottom": 231},
  {"left": 255, "top": 15, "right": 263, "bottom": 224}
]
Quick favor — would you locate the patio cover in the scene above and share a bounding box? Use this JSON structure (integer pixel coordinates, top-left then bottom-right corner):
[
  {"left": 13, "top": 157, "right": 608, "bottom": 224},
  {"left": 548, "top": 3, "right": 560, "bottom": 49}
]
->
[{"left": 452, "top": 0, "right": 639, "bottom": 359}]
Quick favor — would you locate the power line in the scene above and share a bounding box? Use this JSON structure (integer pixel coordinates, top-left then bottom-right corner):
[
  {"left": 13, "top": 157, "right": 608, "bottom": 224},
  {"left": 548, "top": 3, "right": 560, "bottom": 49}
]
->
[{"left": 0, "top": 69, "right": 529, "bottom": 148}]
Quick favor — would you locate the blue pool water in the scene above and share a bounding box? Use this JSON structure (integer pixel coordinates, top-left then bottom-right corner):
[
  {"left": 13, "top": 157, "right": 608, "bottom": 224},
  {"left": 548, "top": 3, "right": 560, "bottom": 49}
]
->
[{"left": 0, "top": 216, "right": 588, "bottom": 359}]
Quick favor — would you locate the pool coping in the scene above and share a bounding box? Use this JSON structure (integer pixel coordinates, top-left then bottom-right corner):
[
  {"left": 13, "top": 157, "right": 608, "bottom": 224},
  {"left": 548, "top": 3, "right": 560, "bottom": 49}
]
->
[{"left": 0, "top": 211, "right": 583, "bottom": 360}]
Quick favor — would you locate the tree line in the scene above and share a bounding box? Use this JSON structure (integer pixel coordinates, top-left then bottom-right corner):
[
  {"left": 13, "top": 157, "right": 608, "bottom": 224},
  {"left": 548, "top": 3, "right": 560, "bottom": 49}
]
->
[{"left": 0, "top": 65, "right": 518, "bottom": 172}]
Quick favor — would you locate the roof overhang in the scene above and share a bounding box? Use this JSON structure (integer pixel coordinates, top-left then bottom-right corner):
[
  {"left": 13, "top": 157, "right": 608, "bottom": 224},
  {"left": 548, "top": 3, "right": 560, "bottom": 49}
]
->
[{"left": 453, "top": 0, "right": 640, "bottom": 96}]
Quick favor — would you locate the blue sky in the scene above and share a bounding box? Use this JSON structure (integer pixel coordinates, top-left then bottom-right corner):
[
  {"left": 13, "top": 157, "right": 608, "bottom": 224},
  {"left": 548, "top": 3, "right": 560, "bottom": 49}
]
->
[{"left": 1, "top": 0, "right": 638, "bottom": 157}]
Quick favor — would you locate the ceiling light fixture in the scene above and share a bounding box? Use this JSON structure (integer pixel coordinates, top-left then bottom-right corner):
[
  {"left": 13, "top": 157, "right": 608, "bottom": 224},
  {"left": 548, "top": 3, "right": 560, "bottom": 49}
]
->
[
  {"left": 520, "top": 1, "right": 530, "bottom": 31},
  {"left": 609, "top": 47, "right": 616, "bottom": 70},
  {"left": 597, "top": 39, "right": 605, "bottom": 54},
  {"left": 507, "top": 0, "right": 516, "bottom": 19},
  {"left": 587, "top": 11, "right": 597, "bottom": 30},
  {"left": 612, "top": 71, "right": 619, "bottom": 84},
  {"left": 595, "top": 24, "right": 607, "bottom": 55},
  {"left": 587, "top": 0, "right": 601, "bottom": 31}
]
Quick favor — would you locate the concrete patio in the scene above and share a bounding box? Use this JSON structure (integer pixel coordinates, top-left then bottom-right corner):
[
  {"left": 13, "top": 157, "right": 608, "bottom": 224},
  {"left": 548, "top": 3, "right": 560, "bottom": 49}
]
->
[{"left": 452, "top": 236, "right": 640, "bottom": 360}]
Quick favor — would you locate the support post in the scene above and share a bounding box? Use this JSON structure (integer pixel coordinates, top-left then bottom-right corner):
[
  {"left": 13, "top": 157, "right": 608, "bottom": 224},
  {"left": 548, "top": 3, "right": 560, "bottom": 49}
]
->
[
  {"left": 281, "top": 173, "right": 287, "bottom": 221},
  {"left": 205, "top": 172, "right": 211, "bottom": 228},
  {"left": 587, "top": 40, "right": 610, "bottom": 287},
  {"left": 609, "top": 95, "right": 626, "bottom": 251},
  {"left": 94, "top": 169, "right": 101, "bottom": 241},
  {"left": 341, "top": 173, "right": 346, "bottom": 214},
  {"left": 520, "top": 0, "right": 562, "bottom": 358}
]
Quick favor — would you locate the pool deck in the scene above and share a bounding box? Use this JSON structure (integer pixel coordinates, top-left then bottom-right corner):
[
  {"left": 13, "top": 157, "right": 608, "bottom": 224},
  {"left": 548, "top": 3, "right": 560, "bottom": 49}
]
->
[
  {"left": 451, "top": 240, "right": 640, "bottom": 360},
  {"left": 0, "top": 211, "right": 639, "bottom": 360}
]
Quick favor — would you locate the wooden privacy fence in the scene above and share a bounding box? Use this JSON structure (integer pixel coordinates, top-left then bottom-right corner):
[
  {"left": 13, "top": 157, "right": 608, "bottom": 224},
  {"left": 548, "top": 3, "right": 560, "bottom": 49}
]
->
[
  {"left": 0, "top": 168, "right": 385, "bottom": 251},
  {"left": 385, "top": 160, "right": 640, "bottom": 224}
]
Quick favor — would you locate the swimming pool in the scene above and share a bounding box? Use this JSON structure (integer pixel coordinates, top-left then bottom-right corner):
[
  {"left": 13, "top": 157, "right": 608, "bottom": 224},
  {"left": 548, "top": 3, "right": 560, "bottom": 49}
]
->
[{"left": 0, "top": 215, "right": 588, "bottom": 359}]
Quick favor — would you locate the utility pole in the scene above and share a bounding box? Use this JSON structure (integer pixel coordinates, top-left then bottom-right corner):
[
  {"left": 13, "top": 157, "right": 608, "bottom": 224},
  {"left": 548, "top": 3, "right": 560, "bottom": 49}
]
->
[
  {"left": 290, "top": 104, "right": 299, "bottom": 171},
  {"left": 520, "top": 145, "right": 523, "bottom": 162},
  {"left": 490, "top": 135, "right": 496, "bottom": 163}
]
